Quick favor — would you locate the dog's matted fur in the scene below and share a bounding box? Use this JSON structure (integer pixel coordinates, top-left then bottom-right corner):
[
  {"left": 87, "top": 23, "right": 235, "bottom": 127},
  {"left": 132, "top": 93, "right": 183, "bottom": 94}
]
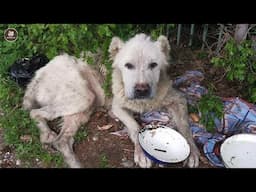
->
[
  {"left": 109, "top": 33, "right": 200, "bottom": 168},
  {"left": 23, "top": 53, "right": 105, "bottom": 168}
]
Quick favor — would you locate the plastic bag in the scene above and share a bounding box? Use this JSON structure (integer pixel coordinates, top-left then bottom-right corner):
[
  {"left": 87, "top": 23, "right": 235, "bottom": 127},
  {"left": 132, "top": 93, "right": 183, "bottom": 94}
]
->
[{"left": 8, "top": 54, "right": 49, "bottom": 87}]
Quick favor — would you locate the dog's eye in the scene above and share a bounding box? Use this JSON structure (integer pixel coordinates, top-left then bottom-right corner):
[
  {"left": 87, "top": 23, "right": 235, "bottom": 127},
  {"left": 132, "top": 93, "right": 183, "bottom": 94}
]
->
[
  {"left": 149, "top": 62, "right": 158, "bottom": 69},
  {"left": 125, "top": 63, "right": 135, "bottom": 69}
]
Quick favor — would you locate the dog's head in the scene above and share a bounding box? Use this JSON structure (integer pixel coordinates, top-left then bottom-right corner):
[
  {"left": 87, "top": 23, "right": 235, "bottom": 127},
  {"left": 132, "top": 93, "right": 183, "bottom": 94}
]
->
[{"left": 109, "top": 33, "right": 170, "bottom": 100}]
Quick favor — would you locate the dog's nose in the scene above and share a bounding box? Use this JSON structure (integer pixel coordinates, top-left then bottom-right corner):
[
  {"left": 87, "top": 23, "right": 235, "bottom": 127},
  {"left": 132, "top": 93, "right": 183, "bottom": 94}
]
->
[{"left": 134, "top": 83, "right": 150, "bottom": 98}]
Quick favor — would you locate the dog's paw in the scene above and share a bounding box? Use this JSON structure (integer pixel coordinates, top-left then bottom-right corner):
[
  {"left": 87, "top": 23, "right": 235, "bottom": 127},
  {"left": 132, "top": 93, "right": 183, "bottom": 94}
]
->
[
  {"left": 134, "top": 145, "right": 152, "bottom": 168},
  {"left": 183, "top": 146, "right": 200, "bottom": 168},
  {"left": 67, "top": 159, "right": 82, "bottom": 168},
  {"left": 40, "top": 131, "right": 57, "bottom": 144}
]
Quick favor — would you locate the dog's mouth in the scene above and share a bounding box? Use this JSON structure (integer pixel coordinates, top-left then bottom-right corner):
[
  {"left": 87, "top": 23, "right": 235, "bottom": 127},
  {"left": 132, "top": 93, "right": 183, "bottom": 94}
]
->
[
  {"left": 129, "top": 93, "right": 154, "bottom": 100},
  {"left": 133, "top": 95, "right": 152, "bottom": 100}
]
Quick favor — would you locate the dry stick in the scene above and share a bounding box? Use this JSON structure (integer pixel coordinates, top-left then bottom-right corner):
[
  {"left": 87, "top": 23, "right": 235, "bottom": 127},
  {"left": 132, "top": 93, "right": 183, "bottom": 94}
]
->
[
  {"left": 234, "top": 24, "right": 249, "bottom": 44},
  {"left": 216, "top": 24, "right": 224, "bottom": 55},
  {"left": 177, "top": 24, "right": 182, "bottom": 46},
  {"left": 201, "top": 24, "right": 208, "bottom": 50},
  {"left": 166, "top": 24, "right": 170, "bottom": 38},
  {"left": 4, "top": 104, "right": 21, "bottom": 117},
  {"left": 249, "top": 60, "right": 256, "bottom": 75},
  {"left": 189, "top": 24, "right": 195, "bottom": 47},
  {"left": 214, "top": 70, "right": 229, "bottom": 84}
]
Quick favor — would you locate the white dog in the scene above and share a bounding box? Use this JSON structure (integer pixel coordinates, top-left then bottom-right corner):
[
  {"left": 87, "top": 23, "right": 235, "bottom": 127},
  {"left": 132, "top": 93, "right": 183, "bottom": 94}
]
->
[
  {"left": 23, "top": 53, "right": 105, "bottom": 168},
  {"left": 109, "top": 33, "right": 200, "bottom": 168}
]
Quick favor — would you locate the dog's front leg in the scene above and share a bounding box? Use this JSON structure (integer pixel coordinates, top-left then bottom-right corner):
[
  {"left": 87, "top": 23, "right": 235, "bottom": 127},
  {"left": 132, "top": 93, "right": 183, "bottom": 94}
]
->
[
  {"left": 167, "top": 97, "right": 200, "bottom": 168},
  {"left": 112, "top": 104, "right": 152, "bottom": 168}
]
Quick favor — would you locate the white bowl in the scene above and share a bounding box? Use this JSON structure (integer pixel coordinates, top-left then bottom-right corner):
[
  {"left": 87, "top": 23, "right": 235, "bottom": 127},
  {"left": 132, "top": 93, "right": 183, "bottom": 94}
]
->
[
  {"left": 138, "top": 125, "right": 190, "bottom": 163},
  {"left": 220, "top": 133, "right": 256, "bottom": 168}
]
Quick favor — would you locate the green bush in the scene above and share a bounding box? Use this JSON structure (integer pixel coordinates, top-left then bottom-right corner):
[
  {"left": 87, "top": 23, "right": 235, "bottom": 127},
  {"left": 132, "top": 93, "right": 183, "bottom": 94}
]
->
[
  {"left": 198, "top": 93, "right": 224, "bottom": 133},
  {"left": 211, "top": 38, "right": 256, "bottom": 102},
  {"left": 0, "top": 24, "right": 174, "bottom": 95}
]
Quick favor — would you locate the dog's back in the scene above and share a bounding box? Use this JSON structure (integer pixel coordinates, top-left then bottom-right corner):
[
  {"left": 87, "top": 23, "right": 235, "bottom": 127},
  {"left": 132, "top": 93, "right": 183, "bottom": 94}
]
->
[{"left": 23, "top": 54, "right": 105, "bottom": 115}]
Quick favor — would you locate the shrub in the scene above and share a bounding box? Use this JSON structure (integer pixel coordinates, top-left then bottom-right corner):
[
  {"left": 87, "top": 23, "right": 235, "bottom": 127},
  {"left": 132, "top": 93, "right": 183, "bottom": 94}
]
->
[{"left": 211, "top": 38, "right": 256, "bottom": 102}]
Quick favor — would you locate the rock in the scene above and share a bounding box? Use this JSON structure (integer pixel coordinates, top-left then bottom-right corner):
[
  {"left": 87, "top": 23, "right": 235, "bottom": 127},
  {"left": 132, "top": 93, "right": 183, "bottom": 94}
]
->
[
  {"left": 121, "top": 159, "right": 134, "bottom": 168},
  {"left": 16, "top": 159, "right": 21, "bottom": 166},
  {"left": 20, "top": 135, "right": 32, "bottom": 143},
  {"left": 190, "top": 113, "right": 200, "bottom": 123},
  {"left": 92, "top": 135, "right": 99, "bottom": 141}
]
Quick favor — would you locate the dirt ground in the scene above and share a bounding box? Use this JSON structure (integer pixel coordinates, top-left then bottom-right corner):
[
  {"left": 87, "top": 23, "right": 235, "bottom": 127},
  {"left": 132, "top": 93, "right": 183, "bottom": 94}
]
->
[
  {"left": 0, "top": 47, "right": 242, "bottom": 168},
  {"left": 74, "top": 109, "right": 214, "bottom": 168}
]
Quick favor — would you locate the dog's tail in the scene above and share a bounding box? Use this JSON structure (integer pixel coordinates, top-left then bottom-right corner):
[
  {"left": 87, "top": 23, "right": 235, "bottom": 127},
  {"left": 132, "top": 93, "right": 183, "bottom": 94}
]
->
[{"left": 22, "top": 79, "right": 38, "bottom": 110}]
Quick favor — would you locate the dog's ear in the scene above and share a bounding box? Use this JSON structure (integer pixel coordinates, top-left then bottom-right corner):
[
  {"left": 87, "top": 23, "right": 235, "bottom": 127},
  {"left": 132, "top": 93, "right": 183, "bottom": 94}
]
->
[
  {"left": 156, "top": 35, "right": 171, "bottom": 60},
  {"left": 109, "top": 37, "right": 124, "bottom": 61}
]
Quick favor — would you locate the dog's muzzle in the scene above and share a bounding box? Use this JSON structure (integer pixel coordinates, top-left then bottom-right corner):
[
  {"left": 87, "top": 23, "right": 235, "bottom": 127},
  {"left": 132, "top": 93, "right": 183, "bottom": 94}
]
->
[{"left": 134, "top": 83, "right": 151, "bottom": 99}]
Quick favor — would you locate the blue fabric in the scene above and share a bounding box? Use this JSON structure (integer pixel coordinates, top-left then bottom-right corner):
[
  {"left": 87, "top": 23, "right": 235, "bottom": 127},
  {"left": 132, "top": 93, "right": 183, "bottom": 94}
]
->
[{"left": 140, "top": 71, "right": 256, "bottom": 167}]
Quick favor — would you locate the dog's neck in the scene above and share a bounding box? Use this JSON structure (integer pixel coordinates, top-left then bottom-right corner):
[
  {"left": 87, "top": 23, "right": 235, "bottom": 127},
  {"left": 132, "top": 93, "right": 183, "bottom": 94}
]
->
[
  {"left": 112, "top": 68, "right": 171, "bottom": 113},
  {"left": 80, "top": 50, "right": 107, "bottom": 86}
]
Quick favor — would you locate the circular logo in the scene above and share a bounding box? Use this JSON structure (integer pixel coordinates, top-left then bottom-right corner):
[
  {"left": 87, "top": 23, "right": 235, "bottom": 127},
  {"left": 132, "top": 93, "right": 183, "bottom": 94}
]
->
[{"left": 4, "top": 28, "right": 18, "bottom": 42}]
